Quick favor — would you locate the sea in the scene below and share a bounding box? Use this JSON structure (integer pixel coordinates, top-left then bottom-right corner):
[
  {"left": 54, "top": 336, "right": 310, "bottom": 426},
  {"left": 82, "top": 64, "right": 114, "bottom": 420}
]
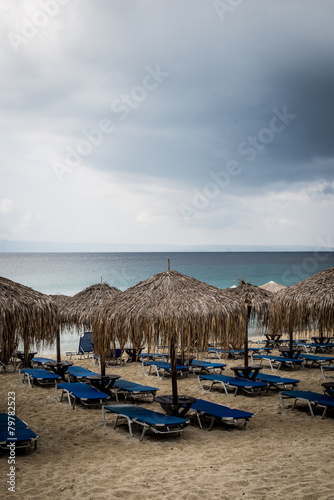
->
[{"left": 1, "top": 251, "right": 334, "bottom": 354}]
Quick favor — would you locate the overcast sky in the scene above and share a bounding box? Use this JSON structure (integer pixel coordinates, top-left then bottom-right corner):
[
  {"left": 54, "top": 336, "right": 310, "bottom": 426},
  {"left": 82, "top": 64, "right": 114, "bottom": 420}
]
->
[{"left": 0, "top": 0, "right": 334, "bottom": 250}]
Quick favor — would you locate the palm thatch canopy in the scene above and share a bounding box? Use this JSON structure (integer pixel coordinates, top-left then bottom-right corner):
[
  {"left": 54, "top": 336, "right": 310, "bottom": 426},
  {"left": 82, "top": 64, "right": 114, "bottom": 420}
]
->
[
  {"left": 0, "top": 277, "right": 58, "bottom": 363},
  {"left": 65, "top": 283, "right": 122, "bottom": 331},
  {"left": 225, "top": 280, "right": 273, "bottom": 366},
  {"left": 226, "top": 279, "right": 273, "bottom": 325},
  {"left": 93, "top": 270, "right": 245, "bottom": 359},
  {"left": 260, "top": 281, "right": 287, "bottom": 293},
  {"left": 93, "top": 270, "right": 245, "bottom": 402},
  {"left": 49, "top": 294, "right": 69, "bottom": 306},
  {"left": 270, "top": 267, "right": 334, "bottom": 339}
]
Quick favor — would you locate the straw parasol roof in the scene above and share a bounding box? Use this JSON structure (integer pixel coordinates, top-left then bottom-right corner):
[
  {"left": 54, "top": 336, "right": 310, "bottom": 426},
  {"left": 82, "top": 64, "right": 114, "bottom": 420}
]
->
[
  {"left": 0, "top": 277, "right": 58, "bottom": 364},
  {"left": 65, "top": 283, "right": 122, "bottom": 331},
  {"left": 93, "top": 270, "right": 245, "bottom": 401},
  {"left": 225, "top": 279, "right": 273, "bottom": 366},
  {"left": 260, "top": 281, "right": 287, "bottom": 293},
  {"left": 270, "top": 267, "right": 334, "bottom": 344},
  {"left": 49, "top": 294, "right": 69, "bottom": 306},
  {"left": 226, "top": 279, "right": 273, "bottom": 324}
]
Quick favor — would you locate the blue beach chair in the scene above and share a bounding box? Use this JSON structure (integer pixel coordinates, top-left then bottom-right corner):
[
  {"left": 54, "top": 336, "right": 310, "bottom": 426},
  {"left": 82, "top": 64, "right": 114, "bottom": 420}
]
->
[
  {"left": 255, "top": 373, "right": 300, "bottom": 391},
  {"left": 56, "top": 382, "right": 110, "bottom": 409},
  {"left": 66, "top": 366, "right": 100, "bottom": 382},
  {"left": 113, "top": 379, "right": 159, "bottom": 402},
  {"left": 0, "top": 413, "right": 38, "bottom": 451},
  {"left": 280, "top": 390, "right": 334, "bottom": 418},
  {"left": 198, "top": 374, "right": 266, "bottom": 396},
  {"left": 19, "top": 368, "right": 61, "bottom": 387},
  {"left": 102, "top": 404, "right": 189, "bottom": 441},
  {"left": 189, "top": 398, "right": 254, "bottom": 430},
  {"left": 321, "top": 365, "right": 334, "bottom": 379},
  {"left": 190, "top": 360, "right": 226, "bottom": 374},
  {"left": 299, "top": 354, "right": 334, "bottom": 368},
  {"left": 31, "top": 356, "right": 54, "bottom": 368},
  {"left": 65, "top": 332, "right": 94, "bottom": 360},
  {"left": 142, "top": 360, "right": 189, "bottom": 378},
  {"left": 251, "top": 354, "right": 303, "bottom": 370}
]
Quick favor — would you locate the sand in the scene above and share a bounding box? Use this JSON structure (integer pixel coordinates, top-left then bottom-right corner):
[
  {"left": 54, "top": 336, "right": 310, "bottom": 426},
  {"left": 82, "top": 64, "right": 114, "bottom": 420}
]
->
[{"left": 1, "top": 346, "right": 334, "bottom": 500}]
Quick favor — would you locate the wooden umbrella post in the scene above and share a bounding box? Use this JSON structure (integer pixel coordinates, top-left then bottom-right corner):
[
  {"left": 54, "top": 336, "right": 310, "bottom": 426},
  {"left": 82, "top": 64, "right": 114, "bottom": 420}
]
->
[
  {"left": 100, "top": 351, "right": 106, "bottom": 377},
  {"left": 170, "top": 336, "right": 178, "bottom": 405},
  {"left": 56, "top": 330, "right": 61, "bottom": 363},
  {"left": 244, "top": 304, "right": 252, "bottom": 368}
]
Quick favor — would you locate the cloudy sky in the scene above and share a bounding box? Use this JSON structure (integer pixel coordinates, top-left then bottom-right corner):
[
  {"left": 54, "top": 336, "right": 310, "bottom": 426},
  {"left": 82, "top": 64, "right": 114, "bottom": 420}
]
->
[{"left": 0, "top": 0, "right": 334, "bottom": 250}]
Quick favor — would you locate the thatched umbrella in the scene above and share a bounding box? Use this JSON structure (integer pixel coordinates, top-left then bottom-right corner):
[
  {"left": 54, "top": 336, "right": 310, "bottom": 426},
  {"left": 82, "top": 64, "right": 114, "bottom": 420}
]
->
[
  {"left": 260, "top": 281, "right": 287, "bottom": 293},
  {"left": 270, "top": 266, "right": 334, "bottom": 350},
  {"left": 93, "top": 270, "right": 245, "bottom": 405},
  {"left": 226, "top": 280, "right": 273, "bottom": 367},
  {"left": 0, "top": 277, "right": 58, "bottom": 366},
  {"left": 65, "top": 283, "right": 122, "bottom": 376}
]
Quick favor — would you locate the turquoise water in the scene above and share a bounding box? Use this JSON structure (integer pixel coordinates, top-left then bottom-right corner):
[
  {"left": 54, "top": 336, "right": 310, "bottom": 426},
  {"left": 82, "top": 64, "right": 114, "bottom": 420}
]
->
[{"left": 1, "top": 252, "right": 333, "bottom": 353}]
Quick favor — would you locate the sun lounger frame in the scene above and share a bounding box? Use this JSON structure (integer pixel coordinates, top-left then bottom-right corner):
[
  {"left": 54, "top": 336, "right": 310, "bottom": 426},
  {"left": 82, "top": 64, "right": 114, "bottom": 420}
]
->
[
  {"left": 113, "top": 379, "right": 159, "bottom": 402},
  {"left": 190, "top": 360, "right": 226, "bottom": 375},
  {"left": 321, "top": 365, "right": 334, "bottom": 379},
  {"left": 102, "top": 404, "right": 189, "bottom": 441},
  {"left": 0, "top": 413, "right": 38, "bottom": 450},
  {"left": 142, "top": 360, "right": 189, "bottom": 378},
  {"left": 19, "top": 368, "right": 61, "bottom": 387},
  {"left": 189, "top": 398, "right": 254, "bottom": 430},
  {"left": 198, "top": 374, "right": 266, "bottom": 396},
  {"left": 280, "top": 391, "right": 334, "bottom": 419},
  {"left": 251, "top": 354, "right": 303, "bottom": 370},
  {"left": 56, "top": 382, "right": 110, "bottom": 409}
]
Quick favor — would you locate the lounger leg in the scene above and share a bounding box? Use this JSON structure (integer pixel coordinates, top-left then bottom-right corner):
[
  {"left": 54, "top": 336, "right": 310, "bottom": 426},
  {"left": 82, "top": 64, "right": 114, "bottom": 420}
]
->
[
  {"left": 139, "top": 425, "right": 148, "bottom": 442},
  {"left": 114, "top": 415, "right": 120, "bottom": 430},
  {"left": 198, "top": 377, "right": 205, "bottom": 391},
  {"left": 196, "top": 413, "right": 203, "bottom": 429},
  {"left": 221, "top": 382, "right": 229, "bottom": 397},
  {"left": 207, "top": 417, "right": 216, "bottom": 431},
  {"left": 321, "top": 406, "right": 328, "bottom": 419},
  {"left": 307, "top": 401, "right": 315, "bottom": 417}
]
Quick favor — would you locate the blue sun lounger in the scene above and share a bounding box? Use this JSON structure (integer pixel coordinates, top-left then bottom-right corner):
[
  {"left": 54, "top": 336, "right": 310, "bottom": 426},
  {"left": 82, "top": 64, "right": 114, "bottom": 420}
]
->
[
  {"left": 65, "top": 332, "right": 94, "bottom": 360},
  {"left": 321, "top": 365, "right": 334, "bottom": 379},
  {"left": 198, "top": 374, "right": 266, "bottom": 396},
  {"left": 251, "top": 354, "right": 303, "bottom": 370},
  {"left": 0, "top": 413, "right": 38, "bottom": 451},
  {"left": 113, "top": 379, "right": 159, "bottom": 402},
  {"left": 142, "top": 360, "right": 189, "bottom": 378},
  {"left": 31, "top": 356, "right": 54, "bottom": 368},
  {"left": 189, "top": 399, "right": 254, "bottom": 430},
  {"left": 190, "top": 360, "right": 226, "bottom": 374},
  {"left": 207, "top": 348, "right": 243, "bottom": 359},
  {"left": 299, "top": 354, "right": 334, "bottom": 368},
  {"left": 102, "top": 404, "right": 189, "bottom": 441},
  {"left": 66, "top": 366, "right": 99, "bottom": 382},
  {"left": 19, "top": 368, "right": 61, "bottom": 387},
  {"left": 255, "top": 373, "right": 300, "bottom": 391},
  {"left": 56, "top": 382, "right": 110, "bottom": 409},
  {"left": 280, "top": 391, "right": 334, "bottom": 418}
]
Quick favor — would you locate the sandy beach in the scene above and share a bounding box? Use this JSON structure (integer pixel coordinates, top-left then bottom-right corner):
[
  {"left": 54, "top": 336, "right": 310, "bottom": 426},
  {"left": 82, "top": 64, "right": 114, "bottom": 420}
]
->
[{"left": 1, "top": 346, "right": 334, "bottom": 500}]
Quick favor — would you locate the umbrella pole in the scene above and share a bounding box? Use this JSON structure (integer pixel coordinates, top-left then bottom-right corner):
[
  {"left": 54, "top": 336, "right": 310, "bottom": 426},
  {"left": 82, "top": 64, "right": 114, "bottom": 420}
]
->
[
  {"left": 170, "top": 336, "right": 178, "bottom": 405},
  {"left": 24, "top": 339, "right": 29, "bottom": 368},
  {"left": 244, "top": 304, "right": 251, "bottom": 368},
  {"left": 56, "top": 330, "right": 61, "bottom": 363},
  {"left": 100, "top": 351, "right": 105, "bottom": 377},
  {"left": 289, "top": 326, "right": 293, "bottom": 352}
]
